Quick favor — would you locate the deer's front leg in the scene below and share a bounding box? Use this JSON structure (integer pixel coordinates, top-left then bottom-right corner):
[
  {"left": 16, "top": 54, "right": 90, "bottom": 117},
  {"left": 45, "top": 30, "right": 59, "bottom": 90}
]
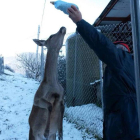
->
[
  {"left": 44, "top": 103, "right": 52, "bottom": 139},
  {"left": 58, "top": 101, "right": 64, "bottom": 140}
]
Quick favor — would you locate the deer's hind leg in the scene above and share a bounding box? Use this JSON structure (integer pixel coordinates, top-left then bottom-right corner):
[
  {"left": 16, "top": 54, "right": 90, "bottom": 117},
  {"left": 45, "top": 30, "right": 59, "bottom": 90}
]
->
[{"left": 29, "top": 101, "right": 52, "bottom": 140}]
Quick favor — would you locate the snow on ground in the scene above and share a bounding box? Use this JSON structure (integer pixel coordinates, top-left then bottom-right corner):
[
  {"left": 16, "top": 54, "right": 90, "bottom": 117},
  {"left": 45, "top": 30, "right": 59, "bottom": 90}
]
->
[
  {"left": 0, "top": 70, "right": 98, "bottom": 140},
  {"left": 65, "top": 104, "right": 103, "bottom": 138}
]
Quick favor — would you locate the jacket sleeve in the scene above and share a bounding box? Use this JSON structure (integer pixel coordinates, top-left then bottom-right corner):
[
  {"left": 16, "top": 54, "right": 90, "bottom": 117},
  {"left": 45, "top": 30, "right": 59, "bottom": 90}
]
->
[{"left": 76, "top": 19, "right": 123, "bottom": 69}]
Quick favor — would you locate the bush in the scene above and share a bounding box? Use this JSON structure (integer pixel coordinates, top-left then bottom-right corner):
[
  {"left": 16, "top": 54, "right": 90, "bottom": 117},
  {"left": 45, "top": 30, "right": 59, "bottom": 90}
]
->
[{"left": 57, "top": 54, "right": 66, "bottom": 93}]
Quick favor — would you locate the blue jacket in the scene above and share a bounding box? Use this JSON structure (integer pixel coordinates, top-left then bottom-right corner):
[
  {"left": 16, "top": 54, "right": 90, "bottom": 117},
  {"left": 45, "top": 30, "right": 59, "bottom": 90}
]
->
[{"left": 76, "top": 19, "right": 140, "bottom": 140}]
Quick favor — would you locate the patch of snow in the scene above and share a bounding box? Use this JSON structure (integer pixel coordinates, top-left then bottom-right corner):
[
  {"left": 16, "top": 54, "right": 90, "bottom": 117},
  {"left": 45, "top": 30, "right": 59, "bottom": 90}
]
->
[
  {"left": 90, "top": 80, "right": 100, "bottom": 85},
  {"left": 0, "top": 71, "right": 101, "bottom": 140},
  {"left": 65, "top": 104, "right": 103, "bottom": 138}
]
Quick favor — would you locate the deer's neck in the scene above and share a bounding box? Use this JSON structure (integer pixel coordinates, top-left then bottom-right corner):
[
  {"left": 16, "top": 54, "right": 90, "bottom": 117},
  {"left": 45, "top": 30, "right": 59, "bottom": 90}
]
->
[{"left": 44, "top": 49, "right": 59, "bottom": 84}]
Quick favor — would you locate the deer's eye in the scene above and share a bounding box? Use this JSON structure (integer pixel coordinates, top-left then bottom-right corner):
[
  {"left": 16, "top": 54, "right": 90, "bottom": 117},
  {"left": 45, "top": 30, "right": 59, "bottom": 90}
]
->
[{"left": 49, "top": 35, "right": 54, "bottom": 39}]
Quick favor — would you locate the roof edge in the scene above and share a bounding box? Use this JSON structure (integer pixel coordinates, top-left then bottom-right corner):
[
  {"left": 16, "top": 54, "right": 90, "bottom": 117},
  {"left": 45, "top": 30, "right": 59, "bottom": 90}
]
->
[{"left": 93, "top": 0, "right": 119, "bottom": 27}]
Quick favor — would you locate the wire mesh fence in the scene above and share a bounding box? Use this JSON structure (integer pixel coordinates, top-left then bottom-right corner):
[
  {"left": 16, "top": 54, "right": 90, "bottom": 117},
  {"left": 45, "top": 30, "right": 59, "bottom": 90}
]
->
[
  {"left": 96, "top": 22, "right": 133, "bottom": 72},
  {"left": 62, "top": 21, "right": 133, "bottom": 139},
  {"left": 0, "top": 56, "right": 4, "bottom": 75},
  {"left": 97, "top": 22, "right": 133, "bottom": 52},
  {"left": 64, "top": 33, "right": 103, "bottom": 138}
]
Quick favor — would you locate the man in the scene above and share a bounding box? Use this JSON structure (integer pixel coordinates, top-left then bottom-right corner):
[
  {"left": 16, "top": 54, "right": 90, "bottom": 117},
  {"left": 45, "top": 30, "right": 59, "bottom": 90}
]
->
[{"left": 67, "top": 5, "right": 140, "bottom": 140}]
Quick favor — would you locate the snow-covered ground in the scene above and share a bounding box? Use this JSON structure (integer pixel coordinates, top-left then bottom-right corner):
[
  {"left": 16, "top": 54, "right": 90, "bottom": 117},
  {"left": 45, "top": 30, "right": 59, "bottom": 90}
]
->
[
  {"left": 65, "top": 104, "right": 103, "bottom": 138},
  {"left": 0, "top": 70, "right": 102, "bottom": 140}
]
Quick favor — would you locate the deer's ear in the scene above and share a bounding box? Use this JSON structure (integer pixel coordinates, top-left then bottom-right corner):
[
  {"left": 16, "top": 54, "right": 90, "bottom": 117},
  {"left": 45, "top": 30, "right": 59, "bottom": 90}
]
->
[{"left": 33, "top": 39, "right": 46, "bottom": 46}]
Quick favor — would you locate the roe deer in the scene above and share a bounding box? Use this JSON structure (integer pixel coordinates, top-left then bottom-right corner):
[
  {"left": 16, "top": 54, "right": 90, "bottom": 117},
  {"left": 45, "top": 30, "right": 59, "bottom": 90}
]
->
[{"left": 29, "top": 27, "right": 66, "bottom": 140}]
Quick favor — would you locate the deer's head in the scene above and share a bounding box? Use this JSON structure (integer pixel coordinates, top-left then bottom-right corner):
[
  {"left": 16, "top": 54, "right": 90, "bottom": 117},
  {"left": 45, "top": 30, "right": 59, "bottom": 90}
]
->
[{"left": 33, "top": 27, "right": 66, "bottom": 52}]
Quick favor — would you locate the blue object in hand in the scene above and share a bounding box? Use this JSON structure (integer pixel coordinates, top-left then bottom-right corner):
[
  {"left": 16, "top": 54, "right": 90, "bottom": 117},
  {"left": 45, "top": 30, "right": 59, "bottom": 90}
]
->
[{"left": 51, "top": 0, "right": 79, "bottom": 15}]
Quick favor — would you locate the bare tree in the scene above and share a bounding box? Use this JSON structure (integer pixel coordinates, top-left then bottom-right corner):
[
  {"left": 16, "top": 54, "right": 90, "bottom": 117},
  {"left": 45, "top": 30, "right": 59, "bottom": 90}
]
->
[
  {"left": 16, "top": 52, "right": 66, "bottom": 83},
  {"left": 16, "top": 52, "right": 41, "bottom": 80}
]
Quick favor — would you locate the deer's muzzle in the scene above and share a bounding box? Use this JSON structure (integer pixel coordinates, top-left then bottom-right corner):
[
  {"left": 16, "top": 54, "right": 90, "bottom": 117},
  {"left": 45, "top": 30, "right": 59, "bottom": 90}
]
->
[{"left": 59, "top": 27, "right": 66, "bottom": 34}]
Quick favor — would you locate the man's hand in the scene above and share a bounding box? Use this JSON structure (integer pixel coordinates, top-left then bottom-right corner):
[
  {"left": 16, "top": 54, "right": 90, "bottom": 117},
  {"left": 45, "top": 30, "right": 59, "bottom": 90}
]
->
[{"left": 67, "top": 5, "right": 82, "bottom": 24}]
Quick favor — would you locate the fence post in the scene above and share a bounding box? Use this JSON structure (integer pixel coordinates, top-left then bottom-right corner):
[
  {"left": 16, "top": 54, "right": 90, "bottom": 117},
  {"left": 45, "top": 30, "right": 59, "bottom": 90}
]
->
[
  {"left": 0, "top": 57, "right": 1, "bottom": 74},
  {"left": 130, "top": 0, "right": 140, "bottom": 133},
  {"left": 35, "top": 25, "right": 40, "bottom": 79},
  {"left": 99, "top": 60, "right": 104, "bottom": 113},
  {"left": 41, "top": 46, "right": 44, "bottom": 81},
  {"left": 0, "top": 57, "right": 4, "bottom": 74},
  {"left": 72, "top": 32, "right": 78, "bottom": 106},
  {"left": 2, "top": 57, "right": 4, "bottom": 73}
]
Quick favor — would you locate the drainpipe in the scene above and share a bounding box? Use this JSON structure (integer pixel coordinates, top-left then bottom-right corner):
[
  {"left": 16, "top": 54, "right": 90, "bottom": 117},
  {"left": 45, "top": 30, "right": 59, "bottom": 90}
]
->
[{"left": 130, "top": 0, "right": 140, "bottom": 133}]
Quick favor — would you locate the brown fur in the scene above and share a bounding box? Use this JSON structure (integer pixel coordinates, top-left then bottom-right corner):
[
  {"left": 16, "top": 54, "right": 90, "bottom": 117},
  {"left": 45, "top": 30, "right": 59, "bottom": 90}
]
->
[{"left": 29, "top": 27, "right": 66, "bottom": 140}]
